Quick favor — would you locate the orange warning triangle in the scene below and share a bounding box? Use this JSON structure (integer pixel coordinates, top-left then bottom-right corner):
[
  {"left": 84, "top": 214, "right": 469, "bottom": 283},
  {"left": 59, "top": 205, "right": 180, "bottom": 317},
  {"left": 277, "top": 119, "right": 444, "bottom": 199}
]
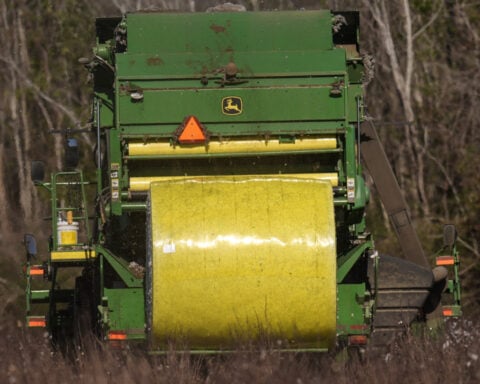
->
[{"left": 178, "top": 116, "right": 206, "bottom": 143}]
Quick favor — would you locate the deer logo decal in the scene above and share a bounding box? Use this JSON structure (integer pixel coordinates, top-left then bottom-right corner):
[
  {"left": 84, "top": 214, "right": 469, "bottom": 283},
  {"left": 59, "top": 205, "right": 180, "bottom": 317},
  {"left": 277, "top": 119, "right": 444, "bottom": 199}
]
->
[{"left": 222, "top": 97, "right": 243, "bottom": 115}]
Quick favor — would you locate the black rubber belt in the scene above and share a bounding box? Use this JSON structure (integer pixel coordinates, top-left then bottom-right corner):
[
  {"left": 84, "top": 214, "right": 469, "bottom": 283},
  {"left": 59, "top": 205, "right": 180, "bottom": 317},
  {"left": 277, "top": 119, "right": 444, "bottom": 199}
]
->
[{"left": 360, "top": 120, "right": 429, "bottom": 269}]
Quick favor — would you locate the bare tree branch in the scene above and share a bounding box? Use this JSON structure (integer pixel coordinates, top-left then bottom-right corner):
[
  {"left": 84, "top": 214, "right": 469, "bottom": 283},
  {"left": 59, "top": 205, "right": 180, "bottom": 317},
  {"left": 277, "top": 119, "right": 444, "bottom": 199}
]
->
[
  {"left": 0, "top": 56, "right": 81, "bottom": 127},
  {"left": 413, "top": 1, "right": 444, "bottom": 40}
]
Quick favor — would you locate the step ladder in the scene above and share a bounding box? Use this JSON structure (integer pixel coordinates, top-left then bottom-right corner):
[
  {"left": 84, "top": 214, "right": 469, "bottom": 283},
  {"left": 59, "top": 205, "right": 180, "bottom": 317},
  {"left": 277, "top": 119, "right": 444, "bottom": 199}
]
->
[{"left": 26, "top": 171, "right": 93, "bottom": 329}]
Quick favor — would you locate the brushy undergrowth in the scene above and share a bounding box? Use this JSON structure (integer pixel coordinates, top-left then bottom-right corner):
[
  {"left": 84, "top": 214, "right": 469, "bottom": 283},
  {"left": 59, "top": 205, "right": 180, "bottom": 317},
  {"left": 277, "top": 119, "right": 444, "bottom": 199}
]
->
[{"left": 1, "top": 317, "right": 479, "bottom": 384}]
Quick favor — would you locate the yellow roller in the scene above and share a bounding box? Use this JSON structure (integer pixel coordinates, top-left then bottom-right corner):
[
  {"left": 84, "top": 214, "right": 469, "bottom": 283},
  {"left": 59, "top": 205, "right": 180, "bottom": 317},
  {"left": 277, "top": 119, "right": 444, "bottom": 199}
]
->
[
  {"left": 129, "top": 137, "right": 337, "bottom": 156},
  {"left": 131, "top": 173, "right": 338, "bottom": 192},
  {"left": 148, "top": 176, "right": 337, "bottom": 350}
]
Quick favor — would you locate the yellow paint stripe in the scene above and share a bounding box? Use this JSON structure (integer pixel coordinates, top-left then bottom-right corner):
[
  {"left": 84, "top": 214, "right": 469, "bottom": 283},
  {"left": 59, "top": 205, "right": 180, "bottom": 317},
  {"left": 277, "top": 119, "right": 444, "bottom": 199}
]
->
[
  {"left": 50, "top": 250, "right": 97, "bottom": 261},
  {"left": 128, "top": 137, "right": 337, "bottom": 156}
]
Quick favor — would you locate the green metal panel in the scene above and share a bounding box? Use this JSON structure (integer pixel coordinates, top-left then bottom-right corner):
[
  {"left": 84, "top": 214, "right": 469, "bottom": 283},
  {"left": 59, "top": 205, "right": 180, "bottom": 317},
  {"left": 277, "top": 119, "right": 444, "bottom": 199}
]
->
[
  {"left": 118, "top": 87, "right": 345, "bottom": 126},
  {"left": 126, "top": 11, "right": 333, "bottom": 54},
  {"left": 116, "top": 50, "right": 347, "bottom": 78},
  {"left": 104, "top": 288, "right": 145, "bottom": 339},
  {"left": 115, "top": 11, "right": 352, "bottom": 131},
  {"left": 337, "top": 284, "right": 370, "bottom": 336}
]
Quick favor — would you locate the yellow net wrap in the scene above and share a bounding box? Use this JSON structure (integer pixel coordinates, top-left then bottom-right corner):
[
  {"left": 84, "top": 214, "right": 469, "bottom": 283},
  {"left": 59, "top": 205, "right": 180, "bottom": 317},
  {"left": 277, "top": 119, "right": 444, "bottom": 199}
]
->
[
  {"left": 130, "top": 173, "right": 338, "bottom": 192},
  {"left": 148, "top": 176, "right": 336, "bottom": 350}
]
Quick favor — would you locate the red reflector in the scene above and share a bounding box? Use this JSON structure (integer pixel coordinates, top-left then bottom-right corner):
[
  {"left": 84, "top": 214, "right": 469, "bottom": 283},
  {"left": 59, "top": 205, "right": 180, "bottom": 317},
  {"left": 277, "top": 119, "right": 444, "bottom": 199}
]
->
[
  {"left": 178, "top": 116, "right": 207, "bottom": 144},
  {"left": 350, "top": 324, "right": 368, "bottom": 331},
  {"left": 436, "top": 256, "right": 455, "bottom": 266},
  {"left": 443, "top": 308, "right": 454, "bottom": 317},
  {"left": 30, "top": 267, "right": 44, "bottom": 276},
  {"left": 108, "top": 331, "right": 127, "bottom": 340},
  {"left": 28, "top": 317, "right": 46, "bottom": 327},
  {"left": 348, "top": 335, "right": 368, "bottom": 345}
]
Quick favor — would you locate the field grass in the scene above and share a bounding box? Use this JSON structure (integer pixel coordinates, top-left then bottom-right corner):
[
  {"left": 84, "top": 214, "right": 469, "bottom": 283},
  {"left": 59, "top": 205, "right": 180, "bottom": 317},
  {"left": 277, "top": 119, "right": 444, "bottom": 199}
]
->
[
  {"left": 1, "top": 316, "right": 479, "bottom": 384},
  {"left": 2, "top": 240, "right": 478, "bottom": 383}
]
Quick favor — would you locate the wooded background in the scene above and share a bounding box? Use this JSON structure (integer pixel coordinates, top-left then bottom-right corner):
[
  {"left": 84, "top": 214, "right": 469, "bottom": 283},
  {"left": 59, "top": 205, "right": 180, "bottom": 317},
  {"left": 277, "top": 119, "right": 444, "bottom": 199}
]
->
[{"left": 0, "top": 0, "right": 479, "bottom": 316}]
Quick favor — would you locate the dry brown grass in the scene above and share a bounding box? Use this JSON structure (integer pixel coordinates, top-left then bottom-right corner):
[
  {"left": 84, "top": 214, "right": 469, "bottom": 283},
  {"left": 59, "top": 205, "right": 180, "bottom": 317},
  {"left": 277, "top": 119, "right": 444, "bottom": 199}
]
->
[
  {"left": 2, "top": 316, "right": 480, "bottom": 384},
  {"left": 1, "top": 240, "right": 479, "bottom": 383}
]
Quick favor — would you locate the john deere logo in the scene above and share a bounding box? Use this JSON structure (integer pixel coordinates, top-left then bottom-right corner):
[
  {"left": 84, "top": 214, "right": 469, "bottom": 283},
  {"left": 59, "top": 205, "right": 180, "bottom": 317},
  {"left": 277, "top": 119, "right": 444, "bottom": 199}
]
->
[{"left": 222, "top": 97, "right": 243, "bottom": 115}]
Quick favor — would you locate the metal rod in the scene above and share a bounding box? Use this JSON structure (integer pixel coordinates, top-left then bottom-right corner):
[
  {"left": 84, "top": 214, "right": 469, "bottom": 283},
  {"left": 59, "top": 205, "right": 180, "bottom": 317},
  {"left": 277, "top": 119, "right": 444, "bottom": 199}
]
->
[
  {"left": 356, "top": 95, "right": 361, "bottom": 170},
  {"left": 96, "top": 99, "right": 102, "bottom": 176},
  {"left": 334, "top": 198, "right": 348, "bottom": 206},
  {"left": 121, "top": 202, "right": 147, "bottom": 211}
]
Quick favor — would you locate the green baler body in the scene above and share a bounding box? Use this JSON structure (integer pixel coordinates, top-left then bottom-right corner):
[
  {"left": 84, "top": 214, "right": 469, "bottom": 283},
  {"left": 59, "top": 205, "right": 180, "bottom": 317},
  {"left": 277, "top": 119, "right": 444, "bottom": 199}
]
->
[
  {"left": 27, "top": 10, "right": 385, "bottom": 351},
  {"left": 95, "top": 11, "right": 372, "bottom": 349}
]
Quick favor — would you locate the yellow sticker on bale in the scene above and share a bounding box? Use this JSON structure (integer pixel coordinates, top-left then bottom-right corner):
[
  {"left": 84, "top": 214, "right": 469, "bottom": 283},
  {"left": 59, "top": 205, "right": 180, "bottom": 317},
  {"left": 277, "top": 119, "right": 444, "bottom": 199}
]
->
[{"left": 148, "top": 176, "right": 336, "bottom": 350}]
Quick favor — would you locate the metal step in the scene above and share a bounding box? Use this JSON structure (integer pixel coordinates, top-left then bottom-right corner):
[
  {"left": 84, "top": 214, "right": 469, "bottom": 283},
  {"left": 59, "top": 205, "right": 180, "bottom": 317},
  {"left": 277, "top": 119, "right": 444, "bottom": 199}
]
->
[
  {"left": 375, "top": 255, "right": 433, "bottom": 290},
  {"left": 29, "top": 289, "right": 74, "bottom": 304},
  {"left": 369, "top": 255, "right": 434, "bottom": 346},
  {"left": 376, "top": 289, "right": 431, "bottom": 308},
  {"left": 373, "top": 308, "right": 420, "bottom": 328},
  {"left": 370, "top": 327, "right": 402, "bottom": 346},
  {"left": 30, "top": 290, "right": 50, "bottom": 303}
]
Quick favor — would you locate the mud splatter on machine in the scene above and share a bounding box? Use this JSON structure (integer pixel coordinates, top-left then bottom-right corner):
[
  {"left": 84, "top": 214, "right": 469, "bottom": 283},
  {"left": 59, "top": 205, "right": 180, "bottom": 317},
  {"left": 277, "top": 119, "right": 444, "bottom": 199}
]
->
[{"left": 24, "top": 9, "right": 461, "bottom": 351}]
